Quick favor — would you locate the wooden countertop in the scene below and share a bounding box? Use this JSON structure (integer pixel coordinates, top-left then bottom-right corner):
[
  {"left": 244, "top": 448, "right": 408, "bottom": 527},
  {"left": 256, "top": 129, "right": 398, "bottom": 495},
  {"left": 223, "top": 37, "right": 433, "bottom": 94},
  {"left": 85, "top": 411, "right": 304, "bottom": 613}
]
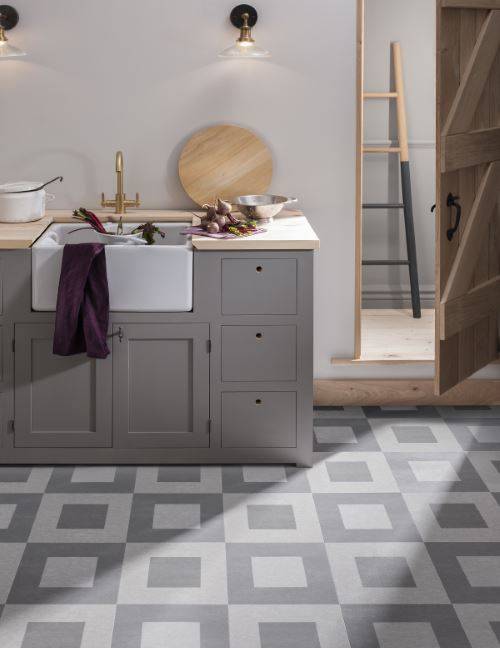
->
[
  {"left": 0, "top": 209, "right": 319, "bottom": 251},
  {"left": 190, "top": 214, "right": 320, "bottom": 250},
  {"left": 0, "top": 216, "right": 54, "bottom": 249}
]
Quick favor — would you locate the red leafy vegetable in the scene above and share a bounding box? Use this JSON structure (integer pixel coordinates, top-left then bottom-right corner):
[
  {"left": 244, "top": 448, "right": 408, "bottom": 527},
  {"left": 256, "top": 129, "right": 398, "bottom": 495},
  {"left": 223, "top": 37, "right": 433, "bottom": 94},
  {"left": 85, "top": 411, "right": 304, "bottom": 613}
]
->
[{"left": 72, "top": 208, "right": 107, "bottom": 234}]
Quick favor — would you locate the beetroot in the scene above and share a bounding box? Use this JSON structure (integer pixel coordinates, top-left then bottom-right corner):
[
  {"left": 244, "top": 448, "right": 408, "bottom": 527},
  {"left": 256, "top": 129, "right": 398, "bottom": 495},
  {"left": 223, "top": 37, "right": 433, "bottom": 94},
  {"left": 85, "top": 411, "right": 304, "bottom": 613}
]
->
[{"left": 73, "top": 208, "right": 107, "bottom": 234}]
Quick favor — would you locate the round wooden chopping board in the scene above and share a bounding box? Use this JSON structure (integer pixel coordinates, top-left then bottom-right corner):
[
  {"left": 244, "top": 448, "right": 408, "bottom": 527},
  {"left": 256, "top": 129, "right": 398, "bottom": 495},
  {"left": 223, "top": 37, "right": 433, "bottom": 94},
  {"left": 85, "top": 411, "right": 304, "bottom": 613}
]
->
[{"left": 178, "top": 124, "right": 273, "bottom": 206}]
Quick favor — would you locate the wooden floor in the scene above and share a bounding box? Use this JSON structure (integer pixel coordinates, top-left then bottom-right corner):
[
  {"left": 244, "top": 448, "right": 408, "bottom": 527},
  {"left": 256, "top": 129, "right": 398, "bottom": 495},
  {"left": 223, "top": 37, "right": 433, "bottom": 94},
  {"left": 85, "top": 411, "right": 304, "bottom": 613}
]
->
[
  {"left": 332, "top": 309, "right": 435, "bottom": 365},
  {"left": 360, "top": 308, "right": 435, "bottom": 362}
]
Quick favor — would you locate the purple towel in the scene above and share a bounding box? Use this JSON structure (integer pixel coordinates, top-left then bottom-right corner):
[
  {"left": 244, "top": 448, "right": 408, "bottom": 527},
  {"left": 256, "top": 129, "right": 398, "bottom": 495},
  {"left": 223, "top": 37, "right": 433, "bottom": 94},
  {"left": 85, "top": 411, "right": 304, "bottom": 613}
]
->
[{"left": 53, "top": 243, "right": 110, "bottom": 359}]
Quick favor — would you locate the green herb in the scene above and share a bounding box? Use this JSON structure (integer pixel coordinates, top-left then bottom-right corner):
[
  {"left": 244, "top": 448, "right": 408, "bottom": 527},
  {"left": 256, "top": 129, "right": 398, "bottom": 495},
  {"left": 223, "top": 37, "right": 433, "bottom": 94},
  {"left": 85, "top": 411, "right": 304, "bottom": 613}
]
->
[{"left": 130, "top": 222, "right": 166, "bottom": 245}]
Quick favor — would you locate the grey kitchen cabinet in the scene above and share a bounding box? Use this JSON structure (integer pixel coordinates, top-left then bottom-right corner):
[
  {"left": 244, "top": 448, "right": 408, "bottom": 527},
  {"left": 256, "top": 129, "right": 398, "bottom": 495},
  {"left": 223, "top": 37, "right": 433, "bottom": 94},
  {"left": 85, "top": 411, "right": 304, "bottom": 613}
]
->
[
  {"left": 112, "top": 323, "right": 210, "bottom": 448},
  {"left": 0, "top": 246, "right": 313, "bottom": 465},
  {"left": 14, "top": 323, "right": 112, "bottom": 448}
]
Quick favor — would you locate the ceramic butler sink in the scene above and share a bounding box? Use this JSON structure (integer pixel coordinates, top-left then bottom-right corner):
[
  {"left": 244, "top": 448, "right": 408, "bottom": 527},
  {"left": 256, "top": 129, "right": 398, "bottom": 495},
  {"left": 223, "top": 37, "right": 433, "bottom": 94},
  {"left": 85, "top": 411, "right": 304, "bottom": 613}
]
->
[{"left": 32, "top": 223, "right": 193, "bottom": 312}]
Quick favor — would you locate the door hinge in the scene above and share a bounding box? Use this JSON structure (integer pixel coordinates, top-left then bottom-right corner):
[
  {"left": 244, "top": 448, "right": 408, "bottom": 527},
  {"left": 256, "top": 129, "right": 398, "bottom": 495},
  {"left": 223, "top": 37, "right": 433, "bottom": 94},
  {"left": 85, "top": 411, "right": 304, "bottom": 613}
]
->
[
  {"left": 207, "top": 339, "right": 212, "bottom": 353},
  {"left": 8, "top": 420, "right": 14, "bottom": 433}
]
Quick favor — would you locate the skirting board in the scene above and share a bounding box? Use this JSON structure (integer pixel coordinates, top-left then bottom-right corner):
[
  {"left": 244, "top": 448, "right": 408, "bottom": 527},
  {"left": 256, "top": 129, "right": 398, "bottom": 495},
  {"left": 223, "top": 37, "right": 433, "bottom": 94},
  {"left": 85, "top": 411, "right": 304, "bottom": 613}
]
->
[
  {"left": 362, "top": 286, "right": 435, "bottom": 310},
  {"left": 314, "top": 379, "right": 500, "bottom": 406}
]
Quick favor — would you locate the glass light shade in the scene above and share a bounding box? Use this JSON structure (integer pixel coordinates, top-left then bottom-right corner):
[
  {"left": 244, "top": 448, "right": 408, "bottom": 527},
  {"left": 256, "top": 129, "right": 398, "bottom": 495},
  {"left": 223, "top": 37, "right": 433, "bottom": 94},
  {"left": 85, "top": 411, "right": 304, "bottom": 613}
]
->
[
  {"left": 0, "top": 39, "right": 26, "bottom": 59},
  {"left": 219, "top": 40, "right": 270, "bottom": 59}
]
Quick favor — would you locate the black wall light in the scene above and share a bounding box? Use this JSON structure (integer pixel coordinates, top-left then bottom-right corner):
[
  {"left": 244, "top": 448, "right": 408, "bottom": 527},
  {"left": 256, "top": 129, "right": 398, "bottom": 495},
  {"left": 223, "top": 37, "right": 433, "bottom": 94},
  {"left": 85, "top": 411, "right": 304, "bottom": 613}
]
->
[
  {"left": 219, "top": 4, "right": 270, "bottom": 59},
  {"left": 0, "top": 5, "right": 26, "bottom": 59}
]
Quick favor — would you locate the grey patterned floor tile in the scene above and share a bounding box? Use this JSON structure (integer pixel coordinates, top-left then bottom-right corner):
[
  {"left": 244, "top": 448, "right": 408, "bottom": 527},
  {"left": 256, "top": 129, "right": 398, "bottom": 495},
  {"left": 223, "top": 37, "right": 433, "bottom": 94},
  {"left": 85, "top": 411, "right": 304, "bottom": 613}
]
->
[
  {"left": 427, "top": 542, "right": 500, "bottom": 603},
  {"left": 0, "top": 404, "right": 499, "bottom": 647},
  {"left": 363, "top": 406, "right": 441, "bottom": 419},
  {"left": 341, "top": 604, "right": 472, "bottom": 648},
  {"left": 111, "top": 604, "right": 229, "bottom": 648},
  {"left": 0, "top": 468, "right": 52, "bottom": 494},
  {"left": 46, "top": 467, "right": 137, "bottom": 493},
  {"left": 226, "top": 543, "right": 337, "bottom": 604},
  {"left": 438, "top": 405, "right": 500, "bottom": 419},
  {"left": 313, "top": 418, "right": 380, "bottom": 453},
  {"left": 445, "top": 420, "right": 500, "bottom": 451},
  {"left": 455, "top": 604, "right": 500, "bottom": 648},
  {"left": 135, "top": 466, "right": 222, "bottom": 493},
  {"left": 327, "top": 542, "right": 448, "bottom": 604},
  {"left": 314, "top": 405, "right": 366, "bottom": 419},
  {"left": 314, "top": 493, "right": 421, "bottom": 542},
  {"left": 229, "top": 604, "right": 350, "bottom": 648},
  {"left": 127, "top": 494, "right": 224, "bottom": 542},
  {"left": 222, "top": 465, "right": 310, "bottom": 493},
  {"left": 29, "top": 494, "right": 132, "bottom": 543},
  {"left": 0, "top": 605, "right": 116, "bottom": 648},
  {"left": 385, "top": 452, "right": 487, "bottom": 493},
  {"left": 8, "top": 543, "right": 125, "bottom": 604},
  {"left": 0, "top": 495, "right": 42, "bottom": 542}
]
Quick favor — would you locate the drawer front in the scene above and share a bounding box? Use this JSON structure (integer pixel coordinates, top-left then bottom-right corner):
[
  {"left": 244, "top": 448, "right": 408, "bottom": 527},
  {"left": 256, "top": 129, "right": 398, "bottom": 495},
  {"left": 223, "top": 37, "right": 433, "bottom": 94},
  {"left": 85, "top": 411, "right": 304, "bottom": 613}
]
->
[
  {"left": 222, "top": 325, "right": 296, "bottom": 382},
  {"left": 221, "top": 391, "right": 296, "bottom": 448},
  {"left": 221, "top": 258, "right": 297, "bottom": 315}
]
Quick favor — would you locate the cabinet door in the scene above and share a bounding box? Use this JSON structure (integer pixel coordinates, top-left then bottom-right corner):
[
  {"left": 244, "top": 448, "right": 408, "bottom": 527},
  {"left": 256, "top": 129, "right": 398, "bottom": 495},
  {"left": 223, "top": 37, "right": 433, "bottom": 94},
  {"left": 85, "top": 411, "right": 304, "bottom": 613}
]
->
[
  {"left": 113, "top": 323, "right": 210, "bottom": 448},
  {"left": 14, "top": 323, "right": 112, "bottom": 448}
]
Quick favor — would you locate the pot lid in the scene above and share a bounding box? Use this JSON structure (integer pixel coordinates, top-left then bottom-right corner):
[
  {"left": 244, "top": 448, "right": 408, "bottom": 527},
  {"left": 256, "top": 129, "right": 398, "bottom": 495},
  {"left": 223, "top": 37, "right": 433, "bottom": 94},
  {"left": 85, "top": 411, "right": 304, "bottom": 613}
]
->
[{"left": 0, "top": 182, "right": 42, "bottom": 194}]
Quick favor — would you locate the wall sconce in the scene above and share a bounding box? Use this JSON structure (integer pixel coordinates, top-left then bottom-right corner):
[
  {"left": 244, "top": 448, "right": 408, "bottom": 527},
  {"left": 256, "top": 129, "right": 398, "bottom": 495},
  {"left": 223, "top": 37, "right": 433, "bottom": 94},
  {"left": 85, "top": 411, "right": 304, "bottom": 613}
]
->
[
  {"left": 219, "top": 4, "right": 270, "bottom": 59},
  {"left": 0, "top": 5, "right": 25, "bottom": 59}
]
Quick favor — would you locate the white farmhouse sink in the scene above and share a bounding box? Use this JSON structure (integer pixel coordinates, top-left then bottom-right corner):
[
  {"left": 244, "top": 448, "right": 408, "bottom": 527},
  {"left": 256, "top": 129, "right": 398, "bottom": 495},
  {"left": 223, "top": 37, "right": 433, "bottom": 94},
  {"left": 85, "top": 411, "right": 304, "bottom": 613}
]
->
[{"left": 32, "top": 223, "right": 193, "bottom": 312}]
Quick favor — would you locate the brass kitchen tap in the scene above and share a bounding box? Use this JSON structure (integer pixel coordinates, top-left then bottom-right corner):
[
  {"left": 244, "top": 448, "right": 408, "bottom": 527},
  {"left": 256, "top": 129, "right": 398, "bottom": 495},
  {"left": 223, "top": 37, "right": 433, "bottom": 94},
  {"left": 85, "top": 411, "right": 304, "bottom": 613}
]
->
[{"left": 101, "top": 151, "right": 140, "bottom": 214}]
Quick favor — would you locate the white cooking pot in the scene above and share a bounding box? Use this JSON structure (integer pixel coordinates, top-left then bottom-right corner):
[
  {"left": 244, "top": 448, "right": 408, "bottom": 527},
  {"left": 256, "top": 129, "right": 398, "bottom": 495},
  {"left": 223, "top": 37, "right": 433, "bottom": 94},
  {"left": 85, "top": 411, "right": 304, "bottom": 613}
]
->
[{"left": 0, "top": 182, "right": 56, "bottom": 223}]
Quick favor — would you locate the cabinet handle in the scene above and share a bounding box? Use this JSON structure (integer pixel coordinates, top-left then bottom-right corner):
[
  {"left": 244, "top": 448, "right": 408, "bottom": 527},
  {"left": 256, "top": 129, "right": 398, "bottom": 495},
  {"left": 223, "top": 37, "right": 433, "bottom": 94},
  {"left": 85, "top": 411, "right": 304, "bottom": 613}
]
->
[
  {"left": 255, "top": 398, "right": 263, "bottom": 405},
  {"left": 256, "top": 332, "right": 263, "bottom": 340},
  {"left": 256, "top": 265, "right": 263, "bottom": 273},
  {"left": 118, "top": 327, "right": 124, "bottom": 343}
]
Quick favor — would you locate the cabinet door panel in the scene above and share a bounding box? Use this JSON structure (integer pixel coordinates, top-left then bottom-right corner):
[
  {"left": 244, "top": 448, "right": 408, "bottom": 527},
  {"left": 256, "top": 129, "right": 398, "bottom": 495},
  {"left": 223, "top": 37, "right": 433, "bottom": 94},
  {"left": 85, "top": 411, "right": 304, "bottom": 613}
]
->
[
  {"left": 14, "top": 323, "right": 112, "bottom": 448},
  {"left": 113, "top": 323, "right": 210, "bottom": 448}
]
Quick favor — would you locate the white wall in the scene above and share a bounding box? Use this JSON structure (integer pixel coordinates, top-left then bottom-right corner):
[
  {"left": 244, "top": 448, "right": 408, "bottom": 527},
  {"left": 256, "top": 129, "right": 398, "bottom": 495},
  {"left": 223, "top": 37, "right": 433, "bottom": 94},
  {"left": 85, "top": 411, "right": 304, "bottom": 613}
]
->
[
  {"left": 0, "top": 0, "right": 357, "bottom": 379},
  {"left": 363, "top": 0, "right": 436, "bottom": 307}
]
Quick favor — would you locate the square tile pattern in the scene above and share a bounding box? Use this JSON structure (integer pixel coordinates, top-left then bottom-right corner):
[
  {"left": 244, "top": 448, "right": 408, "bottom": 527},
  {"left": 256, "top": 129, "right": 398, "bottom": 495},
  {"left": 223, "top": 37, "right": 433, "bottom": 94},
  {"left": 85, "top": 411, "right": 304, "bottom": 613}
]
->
[{"left": 0, "top": 405, "right": 497, "bottom": 647}]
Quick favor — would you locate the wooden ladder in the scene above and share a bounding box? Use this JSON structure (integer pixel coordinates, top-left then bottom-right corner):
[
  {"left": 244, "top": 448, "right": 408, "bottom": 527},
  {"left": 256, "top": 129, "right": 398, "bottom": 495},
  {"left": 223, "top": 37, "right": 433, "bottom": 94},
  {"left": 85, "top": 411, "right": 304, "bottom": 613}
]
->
[{"left": 362, "top": 41, "right": 421, "bottom": 319}]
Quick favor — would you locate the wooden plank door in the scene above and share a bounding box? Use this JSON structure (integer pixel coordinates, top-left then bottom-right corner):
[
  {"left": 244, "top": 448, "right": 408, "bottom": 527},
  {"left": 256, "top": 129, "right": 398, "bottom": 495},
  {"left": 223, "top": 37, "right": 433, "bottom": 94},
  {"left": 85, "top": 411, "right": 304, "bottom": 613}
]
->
[
  {"left": 436, "top": 0, "right": 500, "bottom": 394},
  {"left": 113, "top": 323, "right": 210, "bottom": 448}
]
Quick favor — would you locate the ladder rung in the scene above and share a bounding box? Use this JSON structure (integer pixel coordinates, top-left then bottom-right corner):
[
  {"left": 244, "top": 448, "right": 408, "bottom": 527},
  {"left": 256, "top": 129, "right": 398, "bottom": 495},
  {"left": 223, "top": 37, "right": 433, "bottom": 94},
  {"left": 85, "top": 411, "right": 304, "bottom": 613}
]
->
[
  {"left": 363, "top": 92, "right": 398, "bottom": 99},
  {"left": 363, "top": 260, "right": 410, "bottom": 266},
  {"left": 363, "top": 147, "right": 402, "bottom": 154},
  {"left": 363, "top": 203, "right": 405, "bottom": 209}
]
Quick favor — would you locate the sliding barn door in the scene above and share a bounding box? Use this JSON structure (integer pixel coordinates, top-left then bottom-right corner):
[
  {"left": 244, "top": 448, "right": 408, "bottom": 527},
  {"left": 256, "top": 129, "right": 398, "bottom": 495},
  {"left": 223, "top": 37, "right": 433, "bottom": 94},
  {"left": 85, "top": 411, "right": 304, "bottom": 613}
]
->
[{"left": 436, "top": 0, "right": 500, "bottom": 394}]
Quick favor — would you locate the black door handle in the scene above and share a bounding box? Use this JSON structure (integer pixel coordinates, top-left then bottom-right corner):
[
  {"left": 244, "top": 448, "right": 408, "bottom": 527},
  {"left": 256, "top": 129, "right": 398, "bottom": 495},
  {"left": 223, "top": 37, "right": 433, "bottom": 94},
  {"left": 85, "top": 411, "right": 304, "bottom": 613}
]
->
[{"left": 446, "top": 193, "right": 461, "bottom": 241}]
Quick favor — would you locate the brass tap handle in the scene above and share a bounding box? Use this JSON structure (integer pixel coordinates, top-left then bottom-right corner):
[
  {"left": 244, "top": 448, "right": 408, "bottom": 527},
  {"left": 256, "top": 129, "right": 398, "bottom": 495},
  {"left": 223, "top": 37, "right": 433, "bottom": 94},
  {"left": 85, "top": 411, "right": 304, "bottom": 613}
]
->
[
  {"left": 101, "top": 192, "right": 115, "bottom": 208},
  {"left": 124, "top": 193, "right": 141, "bottom": 208}
]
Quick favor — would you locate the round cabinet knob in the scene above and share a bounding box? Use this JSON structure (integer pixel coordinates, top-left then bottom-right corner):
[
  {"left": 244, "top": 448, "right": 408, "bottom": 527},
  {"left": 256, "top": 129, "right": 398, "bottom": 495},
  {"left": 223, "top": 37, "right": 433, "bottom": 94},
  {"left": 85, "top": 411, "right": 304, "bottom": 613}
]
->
[
  {"left": 256, "top": 265, "right": 263, "bottom": 273},
  {"left": 256, "top": 332, "right": 263, "bottom": 340},
  {"left": 255, "top": 398, "right": 263, "bottom": 405}
]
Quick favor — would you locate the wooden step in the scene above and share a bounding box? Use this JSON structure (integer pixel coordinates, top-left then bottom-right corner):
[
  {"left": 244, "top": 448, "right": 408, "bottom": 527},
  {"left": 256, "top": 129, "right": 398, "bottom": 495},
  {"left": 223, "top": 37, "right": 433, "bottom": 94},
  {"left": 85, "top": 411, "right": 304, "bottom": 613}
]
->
[
  {"left": 363, "top": 146, "right": 402, "bottom": 154},
  {"left": 363, "top": 92, "right": 398, "bottom": 99}
]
